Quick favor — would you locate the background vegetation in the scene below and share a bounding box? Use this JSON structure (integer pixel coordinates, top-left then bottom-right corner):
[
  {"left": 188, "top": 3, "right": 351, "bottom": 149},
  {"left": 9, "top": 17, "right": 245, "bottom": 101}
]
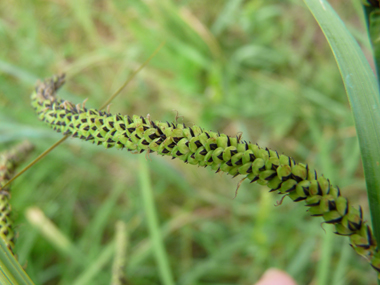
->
[{"left": 0, "top": 0, "right": 376, "bottom": 284}]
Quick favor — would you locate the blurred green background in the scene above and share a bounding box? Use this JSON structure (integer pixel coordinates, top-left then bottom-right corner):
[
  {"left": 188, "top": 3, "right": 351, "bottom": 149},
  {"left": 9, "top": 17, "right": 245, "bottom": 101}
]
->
[{"left": 0, "top": 0, "right": 377, "bottom": 284}]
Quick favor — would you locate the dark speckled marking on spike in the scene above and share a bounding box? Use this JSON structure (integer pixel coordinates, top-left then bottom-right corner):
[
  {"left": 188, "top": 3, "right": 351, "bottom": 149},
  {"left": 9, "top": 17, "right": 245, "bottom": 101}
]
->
[
  {"left": 149, "top": 133, "right": 159, "bottom": 140},
  {"left": 127, "top": 128, "right": 135, "bottom": 133},
  {"left": 230, "top": 150, "right": 237, "bottom": 156},
  {"left": 328, "top": 200, "right": 336, "bottom": 211},
  {"left": 162, "top": 148, "right": 170, "bottom": 154},
  {"left": 127, "top": 116, "right": 133, "bottom": 124},
  {"left": 348, "top": 220, "right": 362, "bottom": 232},
  {"left": 306, "top": 200, "right": 320, "bottom": 207},
  {"left": 265, "top": 172, "right": 277, "bottom": 181},
  {"left": 227, "top": 136, "right": 231, "bottom": 147},
  {"left": 189, "top": 128, "right": 195, "bottom": 137},
  {"left": 293, "top": 197, "right": 306, "bottom": 202},
  {"left": 168, "top": 142, "right": 176, "bottom": 149},
  {"left": 194, "top": 141, "right": 202, "bottom": 148},
  {"left": 209, "top": 143, "right": 217, "bottom": 150},
  {"left": 200, "top": 149, "right": 207, "bottom": 156},
  {"left": 292, "top": 174, "right": 303, "bottom": 182},
  {"left": 141, "top": 116, "right": 146, "bottom": 124},
  {"left": 316, "top": 182, "right": 322, "bottom": 196},
  {"left": 367, "top": 226, "right": 376, "bottom": 246},
  {"left": 325, "top": 216, "right": 343, "bottom": 224},
  {"left": 250, "top": 176, "right": 259, "bottom": 183},
  {"left": 310, "top": 213, "right": 323, "bottom": 217},
  {"left": 205, "top": 132, "right": 210, "bottom": 139},
  {"left": 157, "top": 126, "right": 164, "bottom": 136}
]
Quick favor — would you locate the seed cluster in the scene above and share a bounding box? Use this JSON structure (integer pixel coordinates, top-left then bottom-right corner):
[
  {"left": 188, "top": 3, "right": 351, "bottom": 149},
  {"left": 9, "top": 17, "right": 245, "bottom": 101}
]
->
[
  {"left": 31, "top": 74, "right": 380, "bottom": 276},
  {"left": 0, "top": 141, "right": 34, "bottom": 252}
]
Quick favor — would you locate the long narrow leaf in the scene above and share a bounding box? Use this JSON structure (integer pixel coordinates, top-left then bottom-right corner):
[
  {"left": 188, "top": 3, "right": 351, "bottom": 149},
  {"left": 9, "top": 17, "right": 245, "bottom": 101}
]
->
[
  {"left": 0, "top": 237, "right": 34, "bottom": 285},
  {"left": 362, "top": 3, "right": 380, "bottom": 85}
]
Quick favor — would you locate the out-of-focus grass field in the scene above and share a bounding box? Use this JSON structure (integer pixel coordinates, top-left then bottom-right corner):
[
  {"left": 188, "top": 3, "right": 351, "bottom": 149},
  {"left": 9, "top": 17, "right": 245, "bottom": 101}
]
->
[{"left": 0, "top": 0, "right": 376, "bottom": 284}]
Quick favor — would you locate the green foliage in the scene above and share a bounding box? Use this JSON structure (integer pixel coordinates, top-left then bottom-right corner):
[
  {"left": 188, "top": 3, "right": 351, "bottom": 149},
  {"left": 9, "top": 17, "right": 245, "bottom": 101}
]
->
[{"left": 0, "top": 0, "right": 377, "bottom": 284}]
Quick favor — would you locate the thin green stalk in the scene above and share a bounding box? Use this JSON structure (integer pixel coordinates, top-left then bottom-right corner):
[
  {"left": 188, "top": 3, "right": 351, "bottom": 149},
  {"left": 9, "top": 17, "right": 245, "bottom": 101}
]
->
[
  {"left": 138, "top": 155, "right": 175, "bottom": 285},
  {"left": 111, "top": 221, "right": 128, "bottom": 285},
  {"left": 332, "top": 242, "right": 351, "bottom": 285},
  {"left": 72, "top": 241, "right": 115, "bottom": 285},
  {"left": 317, "top": 228, "right": 333, "bottom": 285}
]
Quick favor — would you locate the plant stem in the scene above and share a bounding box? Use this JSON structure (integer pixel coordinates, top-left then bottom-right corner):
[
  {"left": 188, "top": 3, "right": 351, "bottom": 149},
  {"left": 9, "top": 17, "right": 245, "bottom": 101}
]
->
[{"left": 138, "top": 155, "right": 175, "bottom": 285}]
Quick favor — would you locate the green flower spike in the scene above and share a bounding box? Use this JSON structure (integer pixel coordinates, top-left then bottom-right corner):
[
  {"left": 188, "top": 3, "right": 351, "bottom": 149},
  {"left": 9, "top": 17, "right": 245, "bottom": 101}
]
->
[
  {"left": 0, "top": 141, "right": 34, "bottom": 252},
  {"left": 31, "top": 74, "right": 380, "bottom": 276}
]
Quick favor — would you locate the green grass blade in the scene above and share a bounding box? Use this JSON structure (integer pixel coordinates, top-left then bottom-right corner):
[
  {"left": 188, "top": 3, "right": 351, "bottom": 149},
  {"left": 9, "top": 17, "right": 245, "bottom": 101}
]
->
[
  {"left": 362, "top": 4, "right": 380, "bottom": 85},
  {"left": 0, "top": 237, "right": 34, "bottom": 285},
  {"left": 138, "top": 155, "right": 175, "bottom": 285},
  {"left": 72, "top": 241, "right": 115, "bottom": 285},
  {"left": 303, "top": 0, "right": 380, "bottom": 277}
]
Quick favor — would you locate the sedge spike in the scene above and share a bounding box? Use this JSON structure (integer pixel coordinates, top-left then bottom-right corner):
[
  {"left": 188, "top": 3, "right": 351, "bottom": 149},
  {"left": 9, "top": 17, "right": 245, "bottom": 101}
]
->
[
  {"left": 31, "top": 75, "right": 380, "bottom": 276},
  {"left": 0, "top": 141, "right": 34, "bottom": 252}
]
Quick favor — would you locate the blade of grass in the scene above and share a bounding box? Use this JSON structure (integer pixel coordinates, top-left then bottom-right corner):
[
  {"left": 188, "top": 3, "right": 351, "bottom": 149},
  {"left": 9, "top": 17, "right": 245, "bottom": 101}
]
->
[
  {"left": 111, "top": 221, "right": 128, "bottom": 285},
  {"left": 0, "top": 237, "right": 34, "bottom": 285},
  {"left": 362, "top": 4, "right": 380, "bottom": 86},
  {"left": 72, "top": 241, "right": 115, "bottom": 285},
  {"left": 332, "top": 242, "right": 351, "bottom": 285},
  {"left": 138, "top": 155, "right": 175, "bottom": 285},
  {"left": 303, "top": 0, "right": 380, "bottom": 272},
  {"left": 25, "top": 207, "right": 86, "bottom": 265}
]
